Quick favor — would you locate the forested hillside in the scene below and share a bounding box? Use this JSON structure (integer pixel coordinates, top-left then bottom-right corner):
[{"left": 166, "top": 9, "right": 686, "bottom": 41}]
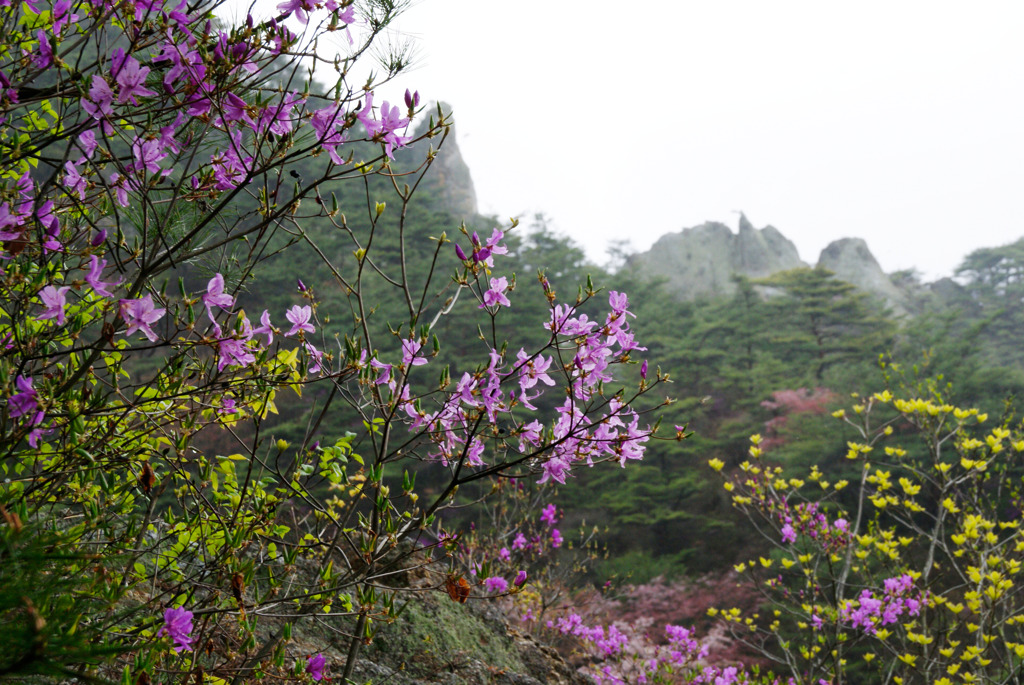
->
[{"left": 232, "top": 125, "right": 1024, "bottom": 583}]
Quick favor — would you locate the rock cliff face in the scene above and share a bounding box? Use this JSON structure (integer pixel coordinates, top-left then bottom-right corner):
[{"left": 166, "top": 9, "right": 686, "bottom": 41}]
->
[
  {"left": 626, "top": 215, "right": 807, "bottom": 299},
  {"left": 816, "top": 238, "right": 909, "bottom": 314},
  {"left": 399, "top": 103, "right": 478, "bottom": 219}
]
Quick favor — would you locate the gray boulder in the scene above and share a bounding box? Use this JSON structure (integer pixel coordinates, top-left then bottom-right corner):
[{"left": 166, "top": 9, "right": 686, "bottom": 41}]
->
[{"left": 816, "top": 238, "right": 909, "bottom": 314}]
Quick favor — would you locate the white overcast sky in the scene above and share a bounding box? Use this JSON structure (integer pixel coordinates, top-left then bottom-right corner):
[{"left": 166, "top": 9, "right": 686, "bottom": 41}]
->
[{"left": 229, "top": 1, "right": 1024, "bottom": 281}]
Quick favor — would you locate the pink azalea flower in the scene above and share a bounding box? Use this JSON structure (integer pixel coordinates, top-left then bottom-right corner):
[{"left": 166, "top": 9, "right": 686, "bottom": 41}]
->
[
  {"left": 85, "top": 255, "right": 118, "bottom": 297},
  {"left": 401, "top": 338, "right": 427, "bottom": 367},
  {"left": 108, "top": 172, "right": 130, "bottom": 207},
  {"left": 540, "top": 504, "right": 557, "bottom": 526},
  {"left": 26, "top": 409, "right": 48, "bottom": 447},
  {"left": 304, "top": 342, "right": 324, "bottom": 375},
  {"left": 0, "top": 202, "right": 23, "bottom": 241},
  {"left": 202, "top": 273, "right": 234, "bottom": 320},
  {"left": 285, "top": 305, "right": 314, "bottom": 336},
  {"left": 37, "top": 285, "right": 71, "bottom": 325},
  {"left": 120, "top": 294, "right": 166, "bottom": 342},
  {"left": 221, "top": 92, "right": 255, "bottom": 127},
  {"left": 81, "top": 75, "right": 114, "bottom": 121},
  {"left": 483, "top": 576, "right": 509, "bottom": 594},
  {"left": 375, "top": 101, "right": 411, "bottom": 158},
  {"left": 77, "top": 129, "right": 98, "bottom": 158},
  {"left": 306, "top": 653, "right": 327, "bottom": 681},
  {"left": 310, "top": 104, "right": 348, "bottom": 163},
  {"left": 251, "top": 310, "right": 274, "bottom": 344},
  {"left": 217, "top": 334, "right": 256, "bottom": 371},
  {"left": 63, "top": 161, "right": 87, "bottom": 199},
  {"left": 538, "top": 456, "right": 571, "bottom": 485},
  {"left": 34, "top": 29, "right": 53, "bottom": 68},
  {"left": 608, "top": 291, "right": 635, "bottom": 317},
  {"left": 131, "top": 136, "right": 168, "bottom": 175},
  {"left": 8, "top": 375, "right": 38, "bottom": 419},
  {"left": 480, "top": 276, "right": 511, "bottom": 309},
  {"left": 52, "top": 0, "right": 79, "bottom": 31},
  {"left": 276, "top": 0, "right": 315, "bottom": 24},
  {"left": 112, "top": 49, "right": 156, "bottom": 105},
  {"left": 516, "top": 349, "right": 555, "bottom": 391},
  {"left": 355, "top": 92, "right": 376, "bottom": 133},
  {"left": 157, "top": 607, "right": 194, "bottom": 653},
  {"left": 370, "top": 358, "right": 392, "bottom": 386}
]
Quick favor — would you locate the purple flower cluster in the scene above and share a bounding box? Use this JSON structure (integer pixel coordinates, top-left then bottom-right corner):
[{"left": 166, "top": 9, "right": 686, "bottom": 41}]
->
[
  {"left": 12, "top": 0, "right": 417, "bottom": 237},
  {"left": 454, "top": 228, "right": 508, "bottom": 267},
  {"left": 540, "top": 503, "right": 558, "bottom": 526},
  {"left": 483, "top": 576, "right": 509, "bottom": 594},
  {"left": 198, "top": 276, "right": 320, "bottom": 373},
  {"left": 550, "top": 613, "right": 629, "bottom": 657},
  {"left": 361, "top": 230, "right": 651, "bottom": 479},
  {"left": 549, "top": 616, "right": 765, "bottom": 685},
  {"left": 776, "top": 501, "right": 850, "bottom": 549},
  {"left": 840, "top": 574, "right": 923, "bottom": 634},
  {"left": 664, "top": 624, "right": 709, "bottom": 664},
  {"left": 356, "top": 92, "right": 412, "bottom": 158}
]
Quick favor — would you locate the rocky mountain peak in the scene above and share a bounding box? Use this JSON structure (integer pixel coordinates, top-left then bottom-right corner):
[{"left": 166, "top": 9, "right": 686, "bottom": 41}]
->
[
  {"left": 626, "top": 215, "right": 807, "bottom": 299},
  {"left": 816, "top": 238, "right": 908, "bottom": 313},
  {"left": 627, "top": 217, "right": 910, "bottom": 309},
  {"left": 398, "top": 102, "right": 478, "bottom": 218}
]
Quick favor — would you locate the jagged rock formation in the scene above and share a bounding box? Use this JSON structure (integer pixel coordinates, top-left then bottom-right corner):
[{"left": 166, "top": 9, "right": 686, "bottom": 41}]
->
[
  {"left": 625, "top": 214, "right": 807, "bottom": 299},
  {"left": 398, "top": 102, "right": 479, "bottom": 219},
  {"left": 816, "top": 238, "right": 909, "bottom": 314},
  {"left": 627, "top": 216, "right": 918, "bottom": 310}
]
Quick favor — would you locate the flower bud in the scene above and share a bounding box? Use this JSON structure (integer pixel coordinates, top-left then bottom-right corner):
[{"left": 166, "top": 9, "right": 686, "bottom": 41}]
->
[
  {"left": 91, "top": 229, "right": 106, "bottom": 246},
  {"left": 297, "top": 278, "right": 306, "bottom": 292},
  {"left": 455, "top": 244, "right": 467, "bottom": 261},
  {"left": 404, "top": 89, "right": 420, "bottom": 109}
]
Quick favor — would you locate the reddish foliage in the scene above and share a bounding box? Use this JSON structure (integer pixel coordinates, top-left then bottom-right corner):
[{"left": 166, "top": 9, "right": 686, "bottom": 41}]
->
[{"left": 760, "top": 387, "right": 838, "bottom": 449}]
